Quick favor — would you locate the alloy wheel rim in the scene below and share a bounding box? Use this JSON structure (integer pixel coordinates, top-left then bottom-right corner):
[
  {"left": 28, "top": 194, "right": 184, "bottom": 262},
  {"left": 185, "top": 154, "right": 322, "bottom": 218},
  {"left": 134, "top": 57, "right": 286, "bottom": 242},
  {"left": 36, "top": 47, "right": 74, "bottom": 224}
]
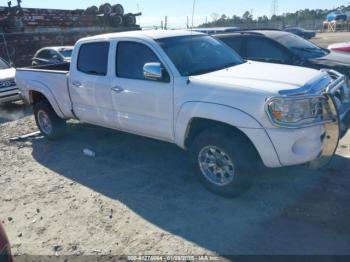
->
[
  {"left": 198, "top": 146, "right": 235, "bottom": 186},
  {"left": 37, "top": 110, "right": 52, "bottom": 135}
]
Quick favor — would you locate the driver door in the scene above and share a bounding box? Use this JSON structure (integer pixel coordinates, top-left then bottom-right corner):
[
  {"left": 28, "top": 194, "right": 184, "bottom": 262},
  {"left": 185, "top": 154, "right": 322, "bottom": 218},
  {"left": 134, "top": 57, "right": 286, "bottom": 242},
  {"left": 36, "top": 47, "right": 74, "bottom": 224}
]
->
[{"left": 110, "top": 40, "right": 174, "bottom": 141}]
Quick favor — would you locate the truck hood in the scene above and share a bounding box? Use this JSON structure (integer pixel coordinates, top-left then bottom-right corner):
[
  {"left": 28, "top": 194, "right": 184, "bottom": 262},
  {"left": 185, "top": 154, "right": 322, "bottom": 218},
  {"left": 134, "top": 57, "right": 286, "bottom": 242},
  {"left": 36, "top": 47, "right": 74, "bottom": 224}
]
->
[
  {"left": 190, "top": 61, "right": 324, "bottom": 95},
  {"left": 0, "top": 68, "right": 16, "bottom": 80}
]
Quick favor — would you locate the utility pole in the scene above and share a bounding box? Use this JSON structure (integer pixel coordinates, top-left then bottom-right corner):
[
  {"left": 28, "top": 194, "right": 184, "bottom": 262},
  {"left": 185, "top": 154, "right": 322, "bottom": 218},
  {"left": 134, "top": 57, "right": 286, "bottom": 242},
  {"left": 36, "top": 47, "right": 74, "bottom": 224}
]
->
[
  {"left": 164, "top": 16, "right": 168, "bottom": 30},
  {"left": 271, "top": 0, "right": 278, "bottom": 17}
]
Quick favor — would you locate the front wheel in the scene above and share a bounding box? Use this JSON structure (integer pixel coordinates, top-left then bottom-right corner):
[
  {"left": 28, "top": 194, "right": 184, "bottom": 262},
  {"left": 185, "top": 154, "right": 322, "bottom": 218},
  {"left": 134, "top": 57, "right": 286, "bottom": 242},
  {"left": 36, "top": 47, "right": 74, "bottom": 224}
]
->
[
  {"left": 34, "top": 101, "right": 67, "bottom": 140},
  {"left": 190, "top": 127, "right": 258, "bottom": 197}
]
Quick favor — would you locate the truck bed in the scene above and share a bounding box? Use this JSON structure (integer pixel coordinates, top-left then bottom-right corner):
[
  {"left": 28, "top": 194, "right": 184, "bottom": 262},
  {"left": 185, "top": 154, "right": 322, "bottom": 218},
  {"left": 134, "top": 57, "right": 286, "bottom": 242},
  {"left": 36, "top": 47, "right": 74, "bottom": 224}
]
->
[{"left": 16, "top": 62, "right": 74, "bottom": 119}]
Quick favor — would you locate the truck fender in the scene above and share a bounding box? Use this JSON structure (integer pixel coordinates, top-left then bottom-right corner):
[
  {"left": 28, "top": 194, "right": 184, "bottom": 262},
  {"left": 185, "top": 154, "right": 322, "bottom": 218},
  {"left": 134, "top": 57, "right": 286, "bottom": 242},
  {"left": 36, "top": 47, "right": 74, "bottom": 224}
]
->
[
  {"left": 26, "top": 80, "right": 65, "bottom": 119},
  {"left": 174, "top": 102, "right": 281, "bottom": 168}
]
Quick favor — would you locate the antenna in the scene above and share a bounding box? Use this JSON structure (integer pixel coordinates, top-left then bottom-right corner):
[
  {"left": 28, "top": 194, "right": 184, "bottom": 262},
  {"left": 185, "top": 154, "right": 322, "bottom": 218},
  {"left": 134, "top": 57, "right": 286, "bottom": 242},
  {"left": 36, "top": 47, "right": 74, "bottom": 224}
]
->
[{"left": 191, "top": 0, "right": 196, "bottom": 29}]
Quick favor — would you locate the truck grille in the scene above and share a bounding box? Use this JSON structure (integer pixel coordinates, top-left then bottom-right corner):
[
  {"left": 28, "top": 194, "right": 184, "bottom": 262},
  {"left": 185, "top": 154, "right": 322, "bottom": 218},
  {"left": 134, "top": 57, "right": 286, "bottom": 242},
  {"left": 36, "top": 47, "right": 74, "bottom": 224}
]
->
[{"left": 0, "top": 79, "right": 16, "bottom": 89}]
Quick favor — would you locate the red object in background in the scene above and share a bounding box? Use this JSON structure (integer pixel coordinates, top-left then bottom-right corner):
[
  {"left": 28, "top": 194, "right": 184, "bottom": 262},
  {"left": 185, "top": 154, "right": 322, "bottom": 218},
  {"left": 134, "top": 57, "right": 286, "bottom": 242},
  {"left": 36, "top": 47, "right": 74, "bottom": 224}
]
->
[
  {"left": 0, "top": 223, "right": 12, "bottom": 262},
  {"left": 328, "top": 42, "right": 350, "bottom": 53}
]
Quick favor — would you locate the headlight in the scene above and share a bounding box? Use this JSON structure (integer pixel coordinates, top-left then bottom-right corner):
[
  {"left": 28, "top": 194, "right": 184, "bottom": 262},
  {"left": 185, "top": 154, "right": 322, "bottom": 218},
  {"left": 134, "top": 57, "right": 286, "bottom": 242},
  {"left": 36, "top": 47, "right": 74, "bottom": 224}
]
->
[{"left": 266, "top": 96, "right": 334, "bottom": 128}]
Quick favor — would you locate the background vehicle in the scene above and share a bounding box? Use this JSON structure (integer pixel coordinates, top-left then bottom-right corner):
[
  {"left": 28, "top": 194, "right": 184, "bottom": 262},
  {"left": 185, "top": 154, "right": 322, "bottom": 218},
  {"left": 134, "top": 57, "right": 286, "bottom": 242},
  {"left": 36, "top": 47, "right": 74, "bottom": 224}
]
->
[
  {"left": 284, "top": 26, "right": 316, "bottom": 39},
  {"left": 327, "top": 11, "right": 347, "bottom": 21},
  {"left": 0, "top": 223, "right": 12, "bottom": 262},
  {"left": 32, "top": 46, "right": 74, "bottom": 66},
  {"left": 0, "top": 57, "right": 19, "bottom": 105},
  {"left": 215, "top": 30, "right": 350, "bottom": 77},
  {"left": 0, "top": 1, "right": 141, "bottom": 67},
  {"left": 16, "top": 30, "right": 350, "bottom": 197},
  {"left": 329, "top": 42, "right": 350, "bottom": 53}
]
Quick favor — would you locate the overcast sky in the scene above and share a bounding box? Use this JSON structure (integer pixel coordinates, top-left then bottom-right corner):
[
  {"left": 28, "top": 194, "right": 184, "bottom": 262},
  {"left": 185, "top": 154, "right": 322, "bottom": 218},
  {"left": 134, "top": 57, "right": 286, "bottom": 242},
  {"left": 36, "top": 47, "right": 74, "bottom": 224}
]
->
[{"left": 12, "top": 0, "right": 350, "bottom": 28}]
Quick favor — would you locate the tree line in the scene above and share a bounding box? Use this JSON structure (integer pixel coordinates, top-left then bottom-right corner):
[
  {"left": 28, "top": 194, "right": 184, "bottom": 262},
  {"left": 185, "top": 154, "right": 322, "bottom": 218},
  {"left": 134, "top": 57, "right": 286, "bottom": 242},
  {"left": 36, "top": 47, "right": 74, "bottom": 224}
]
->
[{"left": 198, "top": 4, "right": 350, "bottom": 28}]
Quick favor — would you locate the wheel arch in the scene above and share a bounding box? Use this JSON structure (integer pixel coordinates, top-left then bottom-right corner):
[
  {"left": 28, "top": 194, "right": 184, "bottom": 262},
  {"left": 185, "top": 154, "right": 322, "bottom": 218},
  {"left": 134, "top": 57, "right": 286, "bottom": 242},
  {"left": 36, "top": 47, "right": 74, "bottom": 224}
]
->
[
  {"left": 175, "top": 102, "right": 282, "bottom": 168},
  {"left": 27, "top": 82, "right": 65, "bottom": 119}
]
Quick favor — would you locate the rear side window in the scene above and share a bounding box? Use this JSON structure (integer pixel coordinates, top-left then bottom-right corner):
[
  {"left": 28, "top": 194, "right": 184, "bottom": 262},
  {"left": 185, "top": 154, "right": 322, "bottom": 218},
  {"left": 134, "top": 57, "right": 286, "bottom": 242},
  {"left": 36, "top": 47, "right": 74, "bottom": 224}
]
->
[
  {"left": 220, "top": 37, "right": 243, "bottom": 55},
  {"left": 116, "top": 42, "right": 160, "bottom": 80},
  {"left": 78, "top": 42, "right": 110, "bottom": 76},
  {"left": 37, "top": 50, "right": 51, "bottom": 59},
  {"left": 246, "top": 37, "right": 289, "bottom": 62}
]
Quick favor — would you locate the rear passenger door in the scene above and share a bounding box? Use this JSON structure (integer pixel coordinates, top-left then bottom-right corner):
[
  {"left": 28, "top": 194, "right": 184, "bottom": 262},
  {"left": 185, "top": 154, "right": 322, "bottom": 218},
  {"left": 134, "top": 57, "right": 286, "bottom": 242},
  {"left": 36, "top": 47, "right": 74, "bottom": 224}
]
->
[
  {"left": 111, "top": 40, "right": 174, "bottom": 141},
  {"left": 245, "top": 36, "right": 292, "bottom": 64},
  {"left": 69, "top": 41, "right": 116, "bottom": 127}
]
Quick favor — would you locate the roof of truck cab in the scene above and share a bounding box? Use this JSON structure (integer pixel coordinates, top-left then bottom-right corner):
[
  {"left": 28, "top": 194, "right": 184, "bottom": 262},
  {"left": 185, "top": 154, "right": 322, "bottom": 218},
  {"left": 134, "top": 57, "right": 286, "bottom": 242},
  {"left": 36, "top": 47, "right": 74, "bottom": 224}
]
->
[{"left": 78, "top": 30, "right": 204, "bottom": 43}]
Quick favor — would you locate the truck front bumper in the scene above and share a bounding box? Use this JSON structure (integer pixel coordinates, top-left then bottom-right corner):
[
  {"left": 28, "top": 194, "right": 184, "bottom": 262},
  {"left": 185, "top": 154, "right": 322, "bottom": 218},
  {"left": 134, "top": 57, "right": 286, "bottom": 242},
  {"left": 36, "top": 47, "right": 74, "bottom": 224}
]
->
[{"left": 267, "top": 70, "right": 350, "bottom": 169}]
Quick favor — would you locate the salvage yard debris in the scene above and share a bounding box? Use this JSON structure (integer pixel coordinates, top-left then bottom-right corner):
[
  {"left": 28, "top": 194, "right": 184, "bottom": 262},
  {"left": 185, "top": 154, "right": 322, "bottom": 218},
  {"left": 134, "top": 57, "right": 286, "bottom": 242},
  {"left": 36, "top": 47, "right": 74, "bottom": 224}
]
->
[{"left": 9, "top": 131, "right": 41, "bottom": 142}]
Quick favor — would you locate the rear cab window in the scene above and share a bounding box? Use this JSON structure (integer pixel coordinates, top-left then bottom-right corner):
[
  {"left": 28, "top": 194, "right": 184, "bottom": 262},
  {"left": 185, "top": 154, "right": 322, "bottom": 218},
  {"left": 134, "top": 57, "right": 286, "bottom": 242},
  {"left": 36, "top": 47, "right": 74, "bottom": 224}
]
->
[{"left": 77, "top": 42, "right": 110, "bottom": 76}]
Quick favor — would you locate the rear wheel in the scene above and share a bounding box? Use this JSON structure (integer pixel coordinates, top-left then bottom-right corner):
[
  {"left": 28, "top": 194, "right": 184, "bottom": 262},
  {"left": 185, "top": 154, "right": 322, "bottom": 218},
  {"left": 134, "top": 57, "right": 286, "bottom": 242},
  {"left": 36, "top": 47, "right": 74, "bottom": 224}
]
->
[
  {"left": 34, "top": 101, "right": 66, "bottom": 140},
  {"left": 190, "top": 127, "right": 258, "bottom": 197}
]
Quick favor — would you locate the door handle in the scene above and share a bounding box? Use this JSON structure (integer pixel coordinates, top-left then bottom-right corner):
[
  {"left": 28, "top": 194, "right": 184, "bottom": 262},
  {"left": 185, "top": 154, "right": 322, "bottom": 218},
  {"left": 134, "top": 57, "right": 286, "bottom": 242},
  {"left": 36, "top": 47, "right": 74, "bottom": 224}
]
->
[
  {"left": 72, "top": 81, "right": 82, "bottom": 88},
  {"left": 111, "top": 86, "right": 124, "bottom": 93}
]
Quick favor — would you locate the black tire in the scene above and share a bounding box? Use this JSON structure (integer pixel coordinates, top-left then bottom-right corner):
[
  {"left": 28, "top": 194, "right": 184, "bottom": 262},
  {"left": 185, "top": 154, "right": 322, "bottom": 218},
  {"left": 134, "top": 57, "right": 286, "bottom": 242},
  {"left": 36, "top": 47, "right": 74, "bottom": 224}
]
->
[
  {"left": 99, "top": 3, "right": 112, "bottom": 15},
  {"left": 85, "top": 6, "right": 98, "bottom": 15},
  {"left": 123, "top": 14, "right": 136, "bottom": 26},
  {"left": 112, "top": 4, "right": 124, "bottom": 16},
  {"left": 190, "top": 126, "right": 258, "bottom": 197},
  {"left": 34, "top": 101, "right": 66, "bottom": 140},
  {"left": 110, "top": 14, "right": 123, "bottom": 27}
]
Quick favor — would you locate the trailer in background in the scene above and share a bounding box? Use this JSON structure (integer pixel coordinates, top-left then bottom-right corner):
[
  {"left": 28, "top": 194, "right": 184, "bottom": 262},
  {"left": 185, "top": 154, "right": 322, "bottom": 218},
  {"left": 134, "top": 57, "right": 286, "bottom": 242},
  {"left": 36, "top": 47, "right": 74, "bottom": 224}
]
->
[{"left": 0, "top": 1, "right": 142, "bottom": 66}]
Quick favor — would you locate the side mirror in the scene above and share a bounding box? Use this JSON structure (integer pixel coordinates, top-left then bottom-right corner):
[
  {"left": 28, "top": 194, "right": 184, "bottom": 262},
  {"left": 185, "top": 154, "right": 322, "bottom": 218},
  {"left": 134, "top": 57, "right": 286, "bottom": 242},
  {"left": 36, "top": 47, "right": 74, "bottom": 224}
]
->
[{"left": 143, "top": 62, "right": 163, "bottom": 81}]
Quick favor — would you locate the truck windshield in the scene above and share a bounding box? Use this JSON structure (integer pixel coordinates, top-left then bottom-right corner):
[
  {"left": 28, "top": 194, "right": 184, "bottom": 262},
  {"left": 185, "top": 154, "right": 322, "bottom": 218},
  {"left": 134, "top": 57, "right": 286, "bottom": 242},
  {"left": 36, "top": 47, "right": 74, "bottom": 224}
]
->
[
  {"left": 157, "top": 35, "right": 244, "bottom": 76},
  {"left": 275, "top": 34, "right": 329, "bottom": 59}
]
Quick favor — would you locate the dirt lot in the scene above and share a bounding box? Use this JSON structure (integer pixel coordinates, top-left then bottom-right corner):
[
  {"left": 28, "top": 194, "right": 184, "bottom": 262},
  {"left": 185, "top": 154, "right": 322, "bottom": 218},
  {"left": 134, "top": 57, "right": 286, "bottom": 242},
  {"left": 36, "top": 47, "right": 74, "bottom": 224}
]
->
[
  {"left": 312, "top": 32, "right": 350, "bottom": 48},
  {"left": 1, "top": 32, "right": 350, "bottom": 260}
]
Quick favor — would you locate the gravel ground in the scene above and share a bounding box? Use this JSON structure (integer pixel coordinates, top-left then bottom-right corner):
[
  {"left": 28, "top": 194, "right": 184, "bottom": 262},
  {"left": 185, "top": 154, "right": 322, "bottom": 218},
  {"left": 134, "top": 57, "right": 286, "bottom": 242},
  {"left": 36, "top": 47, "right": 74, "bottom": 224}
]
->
[{"left": 0, "top": 102, "right": 350, "bottom": 259}]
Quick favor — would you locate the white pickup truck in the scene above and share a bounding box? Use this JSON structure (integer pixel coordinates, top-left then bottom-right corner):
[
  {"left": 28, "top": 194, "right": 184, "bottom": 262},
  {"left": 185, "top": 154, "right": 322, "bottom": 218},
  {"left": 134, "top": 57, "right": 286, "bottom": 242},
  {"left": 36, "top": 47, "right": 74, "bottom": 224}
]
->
[{"left": 16, "top": 30, "right": 350, "bottom": 196}]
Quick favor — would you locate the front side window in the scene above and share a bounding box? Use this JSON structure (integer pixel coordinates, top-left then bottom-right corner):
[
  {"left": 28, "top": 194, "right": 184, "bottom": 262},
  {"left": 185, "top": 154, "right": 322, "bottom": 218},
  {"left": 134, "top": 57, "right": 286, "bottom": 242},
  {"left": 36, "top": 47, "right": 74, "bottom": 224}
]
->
[
  {"left": 77, "top": 42, "right": 110, "bottom": 76},
  {"left": 157, "top": 35, "right": 243, "bottom": 76},
  {"left": 246, "top": 37, "right": 290, "bottom": 62},
  {"left": 116, "top": 42, "right": 161, "bottom": 80}
]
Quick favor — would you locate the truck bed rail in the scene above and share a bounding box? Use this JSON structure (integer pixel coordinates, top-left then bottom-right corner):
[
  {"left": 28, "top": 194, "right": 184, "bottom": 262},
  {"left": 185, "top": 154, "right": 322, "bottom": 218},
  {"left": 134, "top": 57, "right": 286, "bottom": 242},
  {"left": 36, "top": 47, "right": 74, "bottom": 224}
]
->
[{"left": 17, "top": 63, "right": 70, "bottom": 74}]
